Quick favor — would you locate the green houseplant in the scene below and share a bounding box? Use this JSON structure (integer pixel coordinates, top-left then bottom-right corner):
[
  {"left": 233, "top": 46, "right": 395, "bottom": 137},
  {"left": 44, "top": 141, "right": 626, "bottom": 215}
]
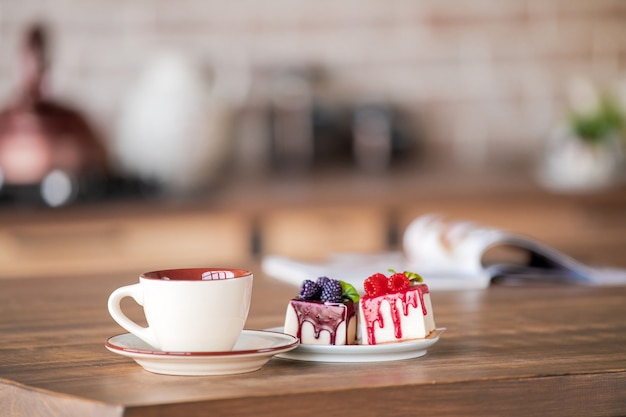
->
[
  {"left": 539, "top": 80, "right": 625, "bottom": 192},
  {"left": 568, "top": 93, "right": 625, "bottom": 144}
]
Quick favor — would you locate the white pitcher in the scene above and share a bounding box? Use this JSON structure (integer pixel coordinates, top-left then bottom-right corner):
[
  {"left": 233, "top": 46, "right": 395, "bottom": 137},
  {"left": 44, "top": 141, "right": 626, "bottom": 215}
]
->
[{"left": 114, "top": 50, "right": 250, "bottom": 195}]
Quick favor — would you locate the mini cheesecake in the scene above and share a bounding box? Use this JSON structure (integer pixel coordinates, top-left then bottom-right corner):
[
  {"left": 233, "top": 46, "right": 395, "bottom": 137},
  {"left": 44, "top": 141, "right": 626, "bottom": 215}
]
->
[
  {"left": 283, "top": 277, "right": 358, "bottom": 345},
  {"left": 358, "top": 272, "right": 436, "bottom": 345},
  {"left": 284, "top": 299, "right": 357, "bottom": 345}
]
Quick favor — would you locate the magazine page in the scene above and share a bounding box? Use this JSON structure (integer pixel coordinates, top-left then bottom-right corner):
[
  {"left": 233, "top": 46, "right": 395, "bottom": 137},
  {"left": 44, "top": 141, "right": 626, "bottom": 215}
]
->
[
  {"left": 262, "top": 251, "right": 492, "bottom": 292},
  {"left": 263, "top": 214, "right": 493, "bottom": 291},
  {"left": 262, "top": 214, "right": 626, "bottom": 291},
  {"left": 402, "top": 214, "right": 598, "bottom": 285}
]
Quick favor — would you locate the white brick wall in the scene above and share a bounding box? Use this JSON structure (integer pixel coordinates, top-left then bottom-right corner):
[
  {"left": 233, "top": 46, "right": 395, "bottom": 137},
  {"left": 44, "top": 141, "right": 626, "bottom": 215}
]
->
[{"left": 0, "top": 0, "right": 624, "bottom": 171}]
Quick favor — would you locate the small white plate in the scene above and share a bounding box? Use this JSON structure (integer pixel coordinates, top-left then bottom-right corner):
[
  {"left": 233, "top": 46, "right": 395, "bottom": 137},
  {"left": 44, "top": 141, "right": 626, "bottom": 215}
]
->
[
  {"left": 105, "top": 330, "right": 299, "bottom": 376},
  {"left": 269, "top": 327, "right": 445, "bottom": 363}
]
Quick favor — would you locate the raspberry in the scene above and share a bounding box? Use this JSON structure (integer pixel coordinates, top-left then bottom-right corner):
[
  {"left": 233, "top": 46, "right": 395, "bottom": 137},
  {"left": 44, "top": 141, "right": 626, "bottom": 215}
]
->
[
  {"left": 320, "top": 279, "right": 343, "bottom": 303},
  {"left": 387, "top": 272, "right": 410, "bottom": 293},
  {"left": 298, "top": 279, "right": 322, "bottom": 300},
  {"left": 364, "top": 273, "right": 388, "bottom": 297}
]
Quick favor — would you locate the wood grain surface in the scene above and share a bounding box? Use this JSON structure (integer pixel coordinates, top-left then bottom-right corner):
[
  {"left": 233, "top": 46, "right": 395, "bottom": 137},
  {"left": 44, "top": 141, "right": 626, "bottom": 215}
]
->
[
  {"left": 1, "top": 174, "right": 625, "bottom": 416},
  {"left": 1, "top": 268, "right": 625, "bottom": 417}
]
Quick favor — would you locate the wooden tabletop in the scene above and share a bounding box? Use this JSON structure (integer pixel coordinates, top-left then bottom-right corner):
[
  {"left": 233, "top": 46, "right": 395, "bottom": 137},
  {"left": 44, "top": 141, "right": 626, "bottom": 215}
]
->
[{"left": 1, "top": 268, "right": 625, "bottom": 417}]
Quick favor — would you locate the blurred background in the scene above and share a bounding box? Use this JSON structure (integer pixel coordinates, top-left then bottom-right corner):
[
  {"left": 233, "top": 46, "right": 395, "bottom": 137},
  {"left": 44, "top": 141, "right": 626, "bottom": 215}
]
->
[{"left": 0, "top": 0, "right": 625, "bottom": 279}]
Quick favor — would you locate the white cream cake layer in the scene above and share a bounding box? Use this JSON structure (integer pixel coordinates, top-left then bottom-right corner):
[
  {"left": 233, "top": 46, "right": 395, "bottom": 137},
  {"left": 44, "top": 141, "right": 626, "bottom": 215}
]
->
[
  {"left": 284, "top": 301, "right": 357, "bottom": 345},
  {"left": 358, "top": 285, "right": 435, "bottom": 345}
]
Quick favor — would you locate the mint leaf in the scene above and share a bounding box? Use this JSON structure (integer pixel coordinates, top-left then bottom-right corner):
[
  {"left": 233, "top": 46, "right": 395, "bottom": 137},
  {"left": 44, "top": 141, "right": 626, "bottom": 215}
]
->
[
  {"left": 340, "top": 281, "right": 360, "bottom": 303},
  {"left": 405, "top": 271, "right": 423, "bottom": 283}
]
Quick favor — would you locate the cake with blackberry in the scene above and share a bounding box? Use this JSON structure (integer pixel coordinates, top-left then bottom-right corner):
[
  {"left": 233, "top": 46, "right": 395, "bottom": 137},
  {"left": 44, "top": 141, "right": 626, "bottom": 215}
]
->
[
  {"left": 358, "top": 270, "right": 436, "bottom": 345},
  {"left": 284, "top": 277, "right": 359, "bottom": 345}
]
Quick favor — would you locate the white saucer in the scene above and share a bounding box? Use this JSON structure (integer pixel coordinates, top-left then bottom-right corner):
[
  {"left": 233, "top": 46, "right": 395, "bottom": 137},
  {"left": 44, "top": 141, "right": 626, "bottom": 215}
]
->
[
  {"left": 268, "top": 327, "right": 445, "bottom": 363},
  {"left": 105, "top": 330, "right": 299, "bottom": 376}
]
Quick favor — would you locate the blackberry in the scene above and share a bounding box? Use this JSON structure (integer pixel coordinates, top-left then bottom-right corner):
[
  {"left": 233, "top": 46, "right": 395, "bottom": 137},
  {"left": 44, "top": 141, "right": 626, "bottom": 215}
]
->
[
  {"left": 316, "top": 276, "right": 331, "bottom": 287},
  {"left": 298, "top": 279, "right": 322, "bottom": 300},
  {"left": 320, "top": 279, "right": 343, "bottom": 303}
]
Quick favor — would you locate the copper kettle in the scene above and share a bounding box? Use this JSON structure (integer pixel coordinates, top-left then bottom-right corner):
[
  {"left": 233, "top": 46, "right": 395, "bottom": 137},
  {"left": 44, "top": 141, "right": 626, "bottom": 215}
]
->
[{"left": 0, "top": 23, "right": 109, "bottom": 204}]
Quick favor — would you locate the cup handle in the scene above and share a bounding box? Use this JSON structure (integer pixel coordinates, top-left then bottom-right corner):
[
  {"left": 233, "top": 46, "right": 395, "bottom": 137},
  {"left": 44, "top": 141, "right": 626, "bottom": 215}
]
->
[{"left": 107, "top": 283, "right": 159, "bottom": 349}]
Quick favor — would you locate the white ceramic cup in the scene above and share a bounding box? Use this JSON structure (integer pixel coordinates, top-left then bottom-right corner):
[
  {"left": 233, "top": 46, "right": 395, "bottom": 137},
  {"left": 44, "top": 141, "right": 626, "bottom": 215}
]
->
[{"left": 107, "top": 268, "right": 253, "bottom": 352}]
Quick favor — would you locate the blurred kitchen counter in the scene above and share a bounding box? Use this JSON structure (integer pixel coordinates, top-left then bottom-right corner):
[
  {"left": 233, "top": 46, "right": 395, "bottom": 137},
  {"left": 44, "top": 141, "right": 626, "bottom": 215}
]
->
[{"left": 1, "top": 167, "right": 625, "bottom": 279}]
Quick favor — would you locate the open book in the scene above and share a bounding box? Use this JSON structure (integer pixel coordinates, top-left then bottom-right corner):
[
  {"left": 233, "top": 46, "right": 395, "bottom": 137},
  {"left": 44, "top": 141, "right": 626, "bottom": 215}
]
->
[{"left": 262, "top": 214, "right": 626, "bottom": 291}]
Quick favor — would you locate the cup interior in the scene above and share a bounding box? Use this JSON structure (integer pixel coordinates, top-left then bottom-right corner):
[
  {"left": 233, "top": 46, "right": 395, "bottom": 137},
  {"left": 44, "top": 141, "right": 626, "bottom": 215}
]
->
[{"left": 142, "top": 268, "right": 251, "bottom": 281}]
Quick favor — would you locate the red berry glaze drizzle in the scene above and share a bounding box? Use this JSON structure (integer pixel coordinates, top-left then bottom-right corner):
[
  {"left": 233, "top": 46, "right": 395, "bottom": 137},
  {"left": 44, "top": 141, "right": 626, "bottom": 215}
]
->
[{"left": 361, "top": 271, "right": 430, "bottom": 345}]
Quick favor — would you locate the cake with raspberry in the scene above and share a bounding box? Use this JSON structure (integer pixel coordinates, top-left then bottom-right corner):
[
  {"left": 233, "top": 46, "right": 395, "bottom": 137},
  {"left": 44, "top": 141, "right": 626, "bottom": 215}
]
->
[
  {"left": 358, "top": 271, "right": 436, "bottom": 345},
  {"left": 284, "top": 277, "right": 359, "bottom": 345}
]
